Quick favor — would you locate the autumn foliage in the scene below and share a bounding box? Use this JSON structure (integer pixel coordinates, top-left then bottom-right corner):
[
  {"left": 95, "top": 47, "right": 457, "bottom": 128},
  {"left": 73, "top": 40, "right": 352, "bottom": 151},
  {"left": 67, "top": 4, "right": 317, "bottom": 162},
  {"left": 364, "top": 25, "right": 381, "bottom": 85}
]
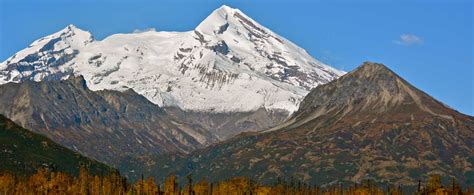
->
[{"left": 0, "top": 168, "right": 471, "bottom": 195}]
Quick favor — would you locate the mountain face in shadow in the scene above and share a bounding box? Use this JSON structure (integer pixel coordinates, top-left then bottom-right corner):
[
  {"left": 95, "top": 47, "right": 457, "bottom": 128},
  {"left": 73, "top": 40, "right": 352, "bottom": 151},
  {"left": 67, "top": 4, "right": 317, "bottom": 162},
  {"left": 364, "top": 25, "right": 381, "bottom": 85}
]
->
[
  {"left": 0, "top": 76, "right": 218, "bottom": 166},
  {"left": 148, "top": 62, "right": 474, "bottom": 187},
  {"left": 0, "top": 114, "right": 113, "bottom": 176}
]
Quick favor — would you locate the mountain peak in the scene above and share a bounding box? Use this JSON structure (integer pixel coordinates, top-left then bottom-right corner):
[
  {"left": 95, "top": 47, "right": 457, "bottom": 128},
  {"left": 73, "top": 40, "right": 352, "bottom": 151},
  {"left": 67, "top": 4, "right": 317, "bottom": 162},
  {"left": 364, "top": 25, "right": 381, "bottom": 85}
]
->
[
  {"left": 195, "top": 5, "right": 235, "bottom": 34},
  {"left": 64, "top": 24, "right": 79, "bottom": 31},
  {"left": 195, "top": 5, "right": 256, "bottom": 35},
  {"left": 358, "top": 61, "right": 388, "bottom": 71},
  {"left": 289, "top": 61, "right": 460, "bottom": 127},
  {"left": 215, "top": 5, "right": 235, "bottom": 13},
  {"left": 61, "top": 24, "right": 94, "bottom": 40},
  {"left": 0, "top": 24, "right": 95, "bottom": 76},
  {"left": 60, "top": 24, "right": 88, "bottom": 35},
  {"left": 25, "top": 24, "right": 94, "bottom": 50},
  {"left": 350, "top": 61, "right": 396, "bottom": 79}
]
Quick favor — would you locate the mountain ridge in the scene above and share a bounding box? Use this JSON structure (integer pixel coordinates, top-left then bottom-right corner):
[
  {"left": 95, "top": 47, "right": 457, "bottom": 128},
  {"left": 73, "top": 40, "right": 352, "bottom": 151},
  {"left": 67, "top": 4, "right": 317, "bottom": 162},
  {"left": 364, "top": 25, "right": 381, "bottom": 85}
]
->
[
  {"left": 141, "top": 62, "right": 474, "bottom": 187},
  {"left": 276, "top": 62, "right": 467, "bottom": 131},
  {"left": 0, "top": 5, "right": 343, "bottom": 114},
  {"left": 0, "top": 76, "right": 219, "bottom": 166}
]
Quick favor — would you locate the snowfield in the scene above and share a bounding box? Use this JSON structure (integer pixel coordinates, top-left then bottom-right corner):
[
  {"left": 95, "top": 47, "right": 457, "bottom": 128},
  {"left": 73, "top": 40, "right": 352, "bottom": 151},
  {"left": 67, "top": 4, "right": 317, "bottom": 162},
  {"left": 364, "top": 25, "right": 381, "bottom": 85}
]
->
[{"left": 0, "top": 5, "right": 344, "bottom": 113}]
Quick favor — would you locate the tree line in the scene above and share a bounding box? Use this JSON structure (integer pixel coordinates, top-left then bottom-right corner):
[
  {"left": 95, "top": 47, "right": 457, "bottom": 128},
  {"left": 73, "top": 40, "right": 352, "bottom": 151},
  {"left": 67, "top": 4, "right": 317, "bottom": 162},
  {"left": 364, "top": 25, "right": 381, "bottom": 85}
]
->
[{"left": 0, "top": 167, "right": 471, "bottom": 194}]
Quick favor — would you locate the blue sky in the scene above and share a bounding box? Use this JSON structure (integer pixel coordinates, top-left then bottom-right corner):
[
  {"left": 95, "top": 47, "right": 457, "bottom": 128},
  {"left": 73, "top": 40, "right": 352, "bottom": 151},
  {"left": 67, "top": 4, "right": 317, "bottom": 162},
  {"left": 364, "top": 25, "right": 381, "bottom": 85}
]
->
[{"left": 1, "top": 0, "right": 472, "bottom": 115}]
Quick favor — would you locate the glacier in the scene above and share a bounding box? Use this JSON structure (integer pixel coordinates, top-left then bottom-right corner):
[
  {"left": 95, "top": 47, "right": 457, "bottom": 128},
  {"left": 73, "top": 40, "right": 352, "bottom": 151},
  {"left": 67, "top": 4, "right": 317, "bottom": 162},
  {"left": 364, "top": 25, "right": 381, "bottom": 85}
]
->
[{"left": 0, "top": 5, "right": 344, "bottom": 114}]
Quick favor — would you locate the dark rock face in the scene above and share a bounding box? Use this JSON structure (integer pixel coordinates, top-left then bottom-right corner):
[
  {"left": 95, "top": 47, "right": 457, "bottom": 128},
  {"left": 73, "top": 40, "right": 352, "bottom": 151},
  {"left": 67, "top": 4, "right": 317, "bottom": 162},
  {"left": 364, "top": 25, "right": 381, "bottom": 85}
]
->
[
  {"left": 0, "top": 76, "right": 218, "bottom": 165},
  {"left": 217, "top": 23, "right": 229, "bottom": 34},
  {"left": 147, "top": 62, "right": 474, "bottom": 187},
  {"left": 209, "top": 40, "right": 229, "bottom": 55}
]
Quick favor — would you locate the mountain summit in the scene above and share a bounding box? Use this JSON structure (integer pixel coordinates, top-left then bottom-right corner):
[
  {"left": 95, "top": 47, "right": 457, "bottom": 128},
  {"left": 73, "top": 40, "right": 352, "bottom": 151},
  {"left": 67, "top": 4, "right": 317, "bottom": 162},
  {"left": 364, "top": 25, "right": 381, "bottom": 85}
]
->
[
  {"left": 0, "top": 5, "right": 343, "bottom": 114},
  {"left": 286, "top": 62, "right": 460, "bottom": 127}
]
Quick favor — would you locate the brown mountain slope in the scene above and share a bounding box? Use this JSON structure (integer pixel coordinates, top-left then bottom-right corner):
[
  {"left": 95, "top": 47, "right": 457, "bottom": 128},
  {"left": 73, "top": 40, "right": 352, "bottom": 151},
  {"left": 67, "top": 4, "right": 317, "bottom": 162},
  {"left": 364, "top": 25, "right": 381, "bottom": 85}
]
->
[
  {"left": 0, "top": 76, "right": 218, "bottom": 166},
  {"left": 147, "top": 62, "right": 474, "bottom": 187}
]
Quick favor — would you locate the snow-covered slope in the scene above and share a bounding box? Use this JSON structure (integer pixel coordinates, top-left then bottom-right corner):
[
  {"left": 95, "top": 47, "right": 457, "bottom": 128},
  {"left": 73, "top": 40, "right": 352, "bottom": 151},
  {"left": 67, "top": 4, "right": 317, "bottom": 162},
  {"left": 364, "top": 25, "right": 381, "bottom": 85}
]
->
[{"left": 0, "top": 5, "right": 344, "bottom": 113}]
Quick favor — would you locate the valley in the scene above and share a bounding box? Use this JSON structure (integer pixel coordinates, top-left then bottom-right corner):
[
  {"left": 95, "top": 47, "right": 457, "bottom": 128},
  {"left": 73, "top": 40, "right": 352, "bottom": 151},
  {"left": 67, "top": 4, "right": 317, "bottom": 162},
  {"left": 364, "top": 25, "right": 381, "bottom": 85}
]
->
[{"left": 0, "top": 4, "right": 472, "bottom": 194}]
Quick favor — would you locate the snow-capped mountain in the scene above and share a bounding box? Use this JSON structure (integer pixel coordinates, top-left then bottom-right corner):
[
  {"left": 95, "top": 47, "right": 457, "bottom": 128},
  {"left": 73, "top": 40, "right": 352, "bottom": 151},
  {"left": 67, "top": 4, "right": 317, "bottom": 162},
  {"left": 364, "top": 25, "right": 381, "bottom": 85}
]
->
[{"left": 0, "top": 5, "right": 344, "bottom": 113}]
